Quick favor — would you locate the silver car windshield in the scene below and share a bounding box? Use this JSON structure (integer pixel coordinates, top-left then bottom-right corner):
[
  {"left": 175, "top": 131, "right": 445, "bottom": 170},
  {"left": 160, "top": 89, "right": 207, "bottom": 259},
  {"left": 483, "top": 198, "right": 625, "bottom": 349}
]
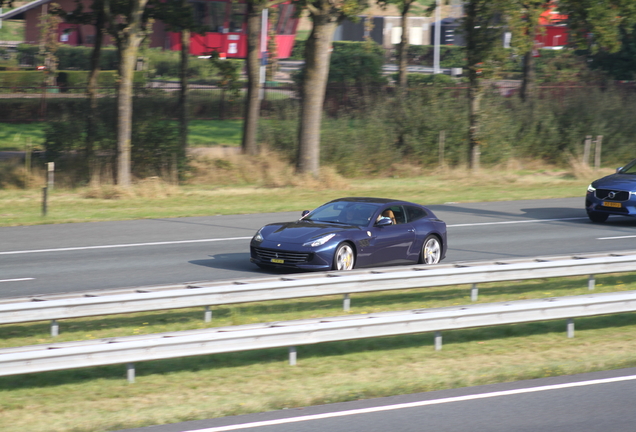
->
[{"left": 303, "top": 202, "right": 379, "bottom": 227}]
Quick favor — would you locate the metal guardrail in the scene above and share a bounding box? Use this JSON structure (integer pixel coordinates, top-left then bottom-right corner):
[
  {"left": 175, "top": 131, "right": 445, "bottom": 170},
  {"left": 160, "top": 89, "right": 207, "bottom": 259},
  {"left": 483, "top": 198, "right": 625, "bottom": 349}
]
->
[
  {"left": 0, "top": 251, "right": 636, "bottom": 336},
  {"left": 2, "top": 251, "right": 636, "bottom": 337},
  {"left": 1, "top": 289, "right": 635, "bottom": 381}
]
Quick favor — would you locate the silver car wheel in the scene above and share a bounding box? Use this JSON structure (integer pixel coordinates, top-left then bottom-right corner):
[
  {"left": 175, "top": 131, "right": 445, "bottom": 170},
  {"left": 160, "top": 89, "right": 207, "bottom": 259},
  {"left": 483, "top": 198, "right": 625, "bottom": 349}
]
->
[
  {"left": 334, "top": 243, "right": 355, "bottom": 271},
  {"left": 422, "top": 236, "right": 441, "bottom": 265}
]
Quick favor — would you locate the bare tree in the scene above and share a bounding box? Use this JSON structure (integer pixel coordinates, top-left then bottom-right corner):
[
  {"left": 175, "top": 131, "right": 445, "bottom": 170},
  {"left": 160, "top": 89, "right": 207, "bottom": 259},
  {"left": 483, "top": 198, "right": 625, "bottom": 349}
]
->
[
  {"left": 296, "top": 0, "right": 369, "bottom": 177},
  {"left": 104, "top": 0, "right": 151, "bottom": 187},
  {"left": 242, "top": 0, "right": 287, "bottom": 156},
  {"left": 462, "top": 0, "right": 507, "bottom": 172}
]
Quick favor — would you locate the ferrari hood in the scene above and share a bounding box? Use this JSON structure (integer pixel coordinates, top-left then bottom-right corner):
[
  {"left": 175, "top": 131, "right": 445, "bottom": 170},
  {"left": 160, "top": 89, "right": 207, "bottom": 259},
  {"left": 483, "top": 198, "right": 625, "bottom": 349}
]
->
[{"left": 259, "top": 220, "right": 355, "bottom": 243}]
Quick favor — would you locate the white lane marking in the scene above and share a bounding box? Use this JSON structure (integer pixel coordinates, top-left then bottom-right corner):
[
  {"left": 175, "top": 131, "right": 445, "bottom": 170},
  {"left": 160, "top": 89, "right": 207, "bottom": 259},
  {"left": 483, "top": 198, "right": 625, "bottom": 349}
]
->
[
  {"left": 0, "top": 278, "right": 35, "bottom": 283},
  {"left": 598, "top": 235, "right": 636, "bottom": 240},
  {"left": 0, "top": 237, "right": 253, "bottom": 256},
  {"left": 0, "top": 218, "right": 588, "bottom": 255},
  {"left": 448, "top": 217, "right": 587, "bottom": 228},
  {"left": 192, "top": 374, "right": 636, "bottom": 432}
]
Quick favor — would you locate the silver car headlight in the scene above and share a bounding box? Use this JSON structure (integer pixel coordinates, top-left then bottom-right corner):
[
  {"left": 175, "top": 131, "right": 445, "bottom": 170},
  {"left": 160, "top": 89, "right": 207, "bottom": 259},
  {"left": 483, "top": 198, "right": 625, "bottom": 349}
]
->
[
  {"left": 303, "top": 233, "right": 335, "bottom": 247},
  {"left": 587, "top": 184, "right": 596, "bottom": 193},
  {"left": 253, "top": 228, "right": 264, "bottom": 243}
]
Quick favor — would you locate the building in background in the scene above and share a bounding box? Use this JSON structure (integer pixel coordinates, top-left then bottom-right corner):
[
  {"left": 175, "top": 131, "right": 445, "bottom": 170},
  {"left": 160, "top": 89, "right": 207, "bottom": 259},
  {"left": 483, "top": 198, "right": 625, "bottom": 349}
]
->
[{"left": 0, "top": 0, "right": 299, "bottom": 58}]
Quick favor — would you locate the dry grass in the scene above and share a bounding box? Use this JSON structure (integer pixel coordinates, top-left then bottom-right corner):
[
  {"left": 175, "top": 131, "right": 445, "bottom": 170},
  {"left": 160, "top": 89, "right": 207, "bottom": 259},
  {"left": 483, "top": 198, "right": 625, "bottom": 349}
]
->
[{"left": 0, "top": 149, "right": 607, "bottom": 228}]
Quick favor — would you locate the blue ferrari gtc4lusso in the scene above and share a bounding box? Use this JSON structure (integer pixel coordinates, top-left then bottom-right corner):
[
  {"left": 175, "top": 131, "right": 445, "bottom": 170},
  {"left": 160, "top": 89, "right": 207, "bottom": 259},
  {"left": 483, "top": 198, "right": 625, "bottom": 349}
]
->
[
  {"left": 586, "top": 158, "right": 636, "bottom": 223},
  {"left": 250, "top": 197, "right": 447, "bottom": 271}
]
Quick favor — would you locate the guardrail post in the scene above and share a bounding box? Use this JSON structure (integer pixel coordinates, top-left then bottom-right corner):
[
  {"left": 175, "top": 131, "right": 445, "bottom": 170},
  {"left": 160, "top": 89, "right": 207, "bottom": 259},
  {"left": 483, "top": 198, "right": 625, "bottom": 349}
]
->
[
  {"left": 434, "top": 331, "right": 442, "bottom": 351},
  {"left": 343, "top": 294, "right": 350, "bottom": 312},
  {"left": 50, "top": 320, "right": 59, "bottom": 337},
  {"left": 204, "top": 306, "right": 212, "bottom": 323},
  {"left": 127, "top": 363, "right": 135, "bottom": 383},
  {"left": 471, "top": 284, "right": 478, "bottom": 301},
  {"left": 567, "top": 318, "right": 574, "bottom": 338},
  {"left": 588, "top": 275, "right": 595, "bottom": 291},
  {"left": 288, "top": 346, "right": 297, "bottom": 366}
]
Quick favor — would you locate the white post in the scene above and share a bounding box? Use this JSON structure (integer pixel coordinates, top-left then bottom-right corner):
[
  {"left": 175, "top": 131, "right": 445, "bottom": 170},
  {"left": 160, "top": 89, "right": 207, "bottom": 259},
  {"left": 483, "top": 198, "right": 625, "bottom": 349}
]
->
[
  {"left": 470, "top": 283, "right": 478, "bottom": 301},
  {"left": 594, "top": 135, "right": 603, "bottom": 170},
  {"left": 343, "top": 294, "right": 350, "bottom": 311},
  {"left": 288, "top": 346, "right": 297, "bottom": 365},
  {"left": 259, "top": 9, "right": 268, "bottom": 100},
  {"left": 51, "top": 319, "right": 59, "bottom": 337},
  {"left": 434, "top": 331, "right": 442, "bottom": 351},
  {"left": 567, "top": 318, "right": 574, "bottom": 338},
  {"left": 433, "top": 0, "right": 441, "bottom": 74},
  {"left": 127, "top": 363, "right": 135, "bottom": 383},
  {"left": 204, "top": 306, "right": 212, "bottom": 322},
  {"left": 47, "top": 162, "right": 55, "bottom": 190}
]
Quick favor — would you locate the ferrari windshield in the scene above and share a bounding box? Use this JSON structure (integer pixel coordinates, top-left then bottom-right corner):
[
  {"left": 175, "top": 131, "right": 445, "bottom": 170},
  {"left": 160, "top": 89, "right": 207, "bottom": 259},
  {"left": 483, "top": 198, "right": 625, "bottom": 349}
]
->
[{"left": 303, "top": 201, "right": 380, "bottom": 227}]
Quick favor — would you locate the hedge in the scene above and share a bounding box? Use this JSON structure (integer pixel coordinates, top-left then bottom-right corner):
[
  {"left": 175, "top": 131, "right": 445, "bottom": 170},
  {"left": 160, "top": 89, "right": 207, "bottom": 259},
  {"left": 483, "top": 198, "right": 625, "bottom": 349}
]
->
[{"left": 0, "top": 70, "right": 146, "bottom": 88}]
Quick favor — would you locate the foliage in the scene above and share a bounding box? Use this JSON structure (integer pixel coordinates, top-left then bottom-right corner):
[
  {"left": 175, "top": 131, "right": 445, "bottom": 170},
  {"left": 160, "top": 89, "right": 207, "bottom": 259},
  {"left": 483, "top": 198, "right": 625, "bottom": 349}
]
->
[
  {"left": 206, "top": 50, "right": 242, "bottom": 96},
  {"left": 290, "top": 39, "right": 306, "bottom": 60},
  {"left": 292, "top": 41, "right": 387, "bottom": 85},
  {"left": 557, "top": 0, "right": 636, "bottom": 54},
  {"left": 38, "top": 3, "right": 63, "bottom": 86},
  {"left": 145, "top": 48, "right": 218, "bottom": 80},
  {"left": 259, "top": 83, "right": 636, "bottom": 175},
  {"left": 404, "top": 44, "right": 466, "bottom": 68},
  {"left": 0, "top": 70, "right": 145, "bottom": 88},
  {"left": 327, "top": 41, "right": 387, "bottom": 85},
  {"left": 588, "top": 24, "right": 636, "bottom": 81},
  {"left": 42, "top": 96, "right": 186, "bottom": 183},
  {"left": 400, "top": 72, "right": 457, "bottom": 87}
]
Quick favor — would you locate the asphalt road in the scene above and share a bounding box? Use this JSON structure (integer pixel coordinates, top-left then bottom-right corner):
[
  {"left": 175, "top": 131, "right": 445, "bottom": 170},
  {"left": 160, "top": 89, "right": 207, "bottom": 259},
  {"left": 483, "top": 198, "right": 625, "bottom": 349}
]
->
[
  {"left": 116, "top": 367, "right": 636, "bottom": 432},
  {"left": 1, "top": 197, "right": 636, "bottom": 298}
]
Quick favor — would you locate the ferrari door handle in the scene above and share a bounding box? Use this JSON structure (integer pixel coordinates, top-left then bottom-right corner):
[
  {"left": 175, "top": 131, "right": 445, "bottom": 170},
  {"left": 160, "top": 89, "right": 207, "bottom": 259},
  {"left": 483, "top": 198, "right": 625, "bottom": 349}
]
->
[{"left": 407, "top": 229, "right": 415, "bottom": 233}]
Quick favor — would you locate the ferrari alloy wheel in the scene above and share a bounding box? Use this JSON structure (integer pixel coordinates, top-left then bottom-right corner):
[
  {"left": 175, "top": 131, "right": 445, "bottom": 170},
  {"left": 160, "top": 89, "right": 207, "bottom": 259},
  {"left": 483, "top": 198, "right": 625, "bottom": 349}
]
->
[
  {"left": 420, "top": 235, "right": 441, "bottom": 265},
  {"left": 333, "top": 243, "right": 355, "bottom": 271}
]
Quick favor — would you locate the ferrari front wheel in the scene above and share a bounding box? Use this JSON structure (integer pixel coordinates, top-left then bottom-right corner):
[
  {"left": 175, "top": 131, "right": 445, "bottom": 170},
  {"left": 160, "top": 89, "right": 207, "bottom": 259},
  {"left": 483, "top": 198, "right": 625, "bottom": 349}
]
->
[
  {"left": 420, "top": 235, "right": 441, "bottom": 265},
  {"left": 333, "top": 243, "right": 355, "bottom": 271}
]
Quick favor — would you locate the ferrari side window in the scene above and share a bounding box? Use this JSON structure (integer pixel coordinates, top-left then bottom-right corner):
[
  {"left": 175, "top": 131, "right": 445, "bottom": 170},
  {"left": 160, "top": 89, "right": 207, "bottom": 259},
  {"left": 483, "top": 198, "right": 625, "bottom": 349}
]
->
[{"left": 405, "top": 206, "right": 427, "bottom": 222}]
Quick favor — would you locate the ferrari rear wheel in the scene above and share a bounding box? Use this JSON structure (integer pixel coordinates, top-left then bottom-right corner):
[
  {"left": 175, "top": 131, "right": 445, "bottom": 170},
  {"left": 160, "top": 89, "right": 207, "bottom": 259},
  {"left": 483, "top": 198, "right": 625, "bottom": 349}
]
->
[
  {"left": 420, "top": 235, "right": 441, "bottom": 265},
  {"left": 333, "top": 243, "right": 355, "bottom": 271}
]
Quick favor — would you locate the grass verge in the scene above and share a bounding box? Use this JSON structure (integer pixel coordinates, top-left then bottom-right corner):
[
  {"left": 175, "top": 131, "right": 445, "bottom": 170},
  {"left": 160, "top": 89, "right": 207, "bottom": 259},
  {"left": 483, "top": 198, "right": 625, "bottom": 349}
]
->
[
  {"left": 1, "top": 273, "right": 636, "bottom": 431},
  {"left": 0, "top": 166, "right": 594, "bottom": 227}
]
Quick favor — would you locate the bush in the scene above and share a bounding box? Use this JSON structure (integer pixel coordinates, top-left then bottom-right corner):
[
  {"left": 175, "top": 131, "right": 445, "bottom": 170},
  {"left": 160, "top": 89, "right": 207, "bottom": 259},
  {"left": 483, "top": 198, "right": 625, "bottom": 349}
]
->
[{"left": 56, "top": 70, "right": 146, "bottom": 88}]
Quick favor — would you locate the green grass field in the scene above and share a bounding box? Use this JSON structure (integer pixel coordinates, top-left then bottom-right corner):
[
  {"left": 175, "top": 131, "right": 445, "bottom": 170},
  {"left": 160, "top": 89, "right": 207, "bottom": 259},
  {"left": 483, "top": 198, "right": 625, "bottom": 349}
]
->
[{"left": 0, "top": 120, "right": 243, "bottom": 151}]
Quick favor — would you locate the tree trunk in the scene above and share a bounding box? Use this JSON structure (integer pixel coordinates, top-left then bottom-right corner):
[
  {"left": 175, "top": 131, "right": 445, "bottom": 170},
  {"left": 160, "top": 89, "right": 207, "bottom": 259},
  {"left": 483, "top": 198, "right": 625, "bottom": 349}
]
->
[
  {"left": 519, "top": 22, "right": 537, "bottom": 104},
  {"left": 296, "top": 15, "right": 337, "bottom": 177},
  {"left": 467, "top": 71, "right": 482, "bottom": 173},
  {"left": 86, "top": 2, "right": 104, "bottom": 180},
  {"left": 242, "top": 4, "right": 261, "bottom": 156},
  {"left": 113, "top": 0, "right": 148, "bottom": 187},
  {"left": 179, "top": 28, "right": 190, "bottom": 165},
  {"left": 398, "top": 1, "right": 412, "bottom": 89}
]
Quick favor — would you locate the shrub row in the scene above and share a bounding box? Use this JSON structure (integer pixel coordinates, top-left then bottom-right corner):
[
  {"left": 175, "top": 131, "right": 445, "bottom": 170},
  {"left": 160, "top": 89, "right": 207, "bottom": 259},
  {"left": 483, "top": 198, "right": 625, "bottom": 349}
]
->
[
  {"left": 259, "top": 83, "right": 636, "bottom": 175},
  {"left": 0, "top": 70, "right": 146, "bottom": 88}
]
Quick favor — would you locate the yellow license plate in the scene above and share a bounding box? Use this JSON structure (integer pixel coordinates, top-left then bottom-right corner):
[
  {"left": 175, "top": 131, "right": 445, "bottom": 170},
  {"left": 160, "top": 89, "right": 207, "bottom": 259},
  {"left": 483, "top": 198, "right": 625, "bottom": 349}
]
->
[
  {"left": 271, "top": 258, "right": 284, "bottom": 264},
  {"left": 603, "top": 201, "right": 622, "bottom": 208}
]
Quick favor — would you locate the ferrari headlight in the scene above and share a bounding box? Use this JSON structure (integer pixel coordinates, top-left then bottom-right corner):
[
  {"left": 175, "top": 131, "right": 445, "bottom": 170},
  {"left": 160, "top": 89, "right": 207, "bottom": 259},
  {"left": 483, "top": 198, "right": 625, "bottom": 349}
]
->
[
  {"left": 303, "top": 233, "right": 335, "bottom": 247},
  {"left": 587, "top": 184, "right": 596, "bottom": 193},
  {"left": 253, "top": 228, "right": 264, "bottom": 243}
]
